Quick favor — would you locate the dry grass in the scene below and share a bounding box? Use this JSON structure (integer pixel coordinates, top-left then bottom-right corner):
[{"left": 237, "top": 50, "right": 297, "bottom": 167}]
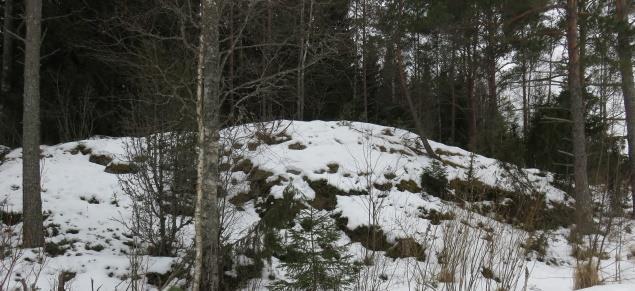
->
[
  {"left": 437, "top": 266, "right": 455, "bottom": 283},
  {"left": 573, "top": 262, "right": 600, "bottom": 290}
]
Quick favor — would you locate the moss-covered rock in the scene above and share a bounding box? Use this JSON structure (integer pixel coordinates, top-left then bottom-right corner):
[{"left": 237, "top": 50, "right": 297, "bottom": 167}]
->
[
  {"left": 383, "top": 172, "right": 397, "bottom": 180},
  {"left": 449, "top": 179, "right": 574, "bottom": 231},
  {"left": 305, "top": 178, "right": 366, "bottom": 210},
  {"left": 44, "top": 239, "right": 78, "bottom": 257},
  {"left": 229, "top": 192, "right": 253, "bottom": 206},
  {"left": 386, "top": 238, "right": 426, "bottom": 261},
  {"left": 70, "top": 143, "right": 92, "bottom": 155},
  {"left": 419, "top": 208, "right": 455, "bottom": 225},
  {"left": 232, "top": 159, "right": 254, "bottom": 173},
  {"left": 104, "top": 162, "right": 138, "bottom": 174},
  {"left": 89, "top": 153, "right": 113, "bottom": 166},
  {"left": 396, "top": 179, "right": 421, "bottom": 193},
  {"left": 373, "top": 182, "right": 393, "bottom": 192},
  {"left": 288, "top": 142, "right": 307, "bottom": 150},
  {"left": 257, "top": 188, "right": 304, "bottom": 230},
  {"left": 344, "top": 225, "right": 390, "bottom": 251},
  {"left": 326, "top": 163, "right": 339, "bottom": 173},
  {"left": 255, "top": 131, "right": 292, "bottom": 145}
]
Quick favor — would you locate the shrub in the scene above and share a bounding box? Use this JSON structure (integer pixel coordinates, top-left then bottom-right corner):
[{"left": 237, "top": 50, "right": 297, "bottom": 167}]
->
[
  {"left": 420, "top": 160, "right": 449, "bottom": 198},
  {"left": 119, "top": 132, "right": 196, "bottom": 256},
  {"left": 271, "top": 189, "right": 360, "bottom": 290}
]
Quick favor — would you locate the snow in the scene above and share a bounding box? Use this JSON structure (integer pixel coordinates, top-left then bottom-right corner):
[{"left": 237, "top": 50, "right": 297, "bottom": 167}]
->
[
  {"left": 1, "top": 120, "right": 634, "bottom": 290},
  {"left": 579, "top": 284, "right": 635, "bottom": 291}
]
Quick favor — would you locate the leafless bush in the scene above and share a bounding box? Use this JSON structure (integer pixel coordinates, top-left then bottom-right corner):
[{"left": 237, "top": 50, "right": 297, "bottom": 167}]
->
[
  {"left": 48, "top": 72, "right": 97, "bottom": 141},
  {"left": 0, "top": 204, "right": 23, "bottom": 289},
  {"left": 119, "top": 131, "right": 196, "bottom": 256},
  {"left": 437, "top": 211, "right": 527, "bottom": 291},
  {"left": 1, "top": 201, "right": 50, "bottom": 290}
]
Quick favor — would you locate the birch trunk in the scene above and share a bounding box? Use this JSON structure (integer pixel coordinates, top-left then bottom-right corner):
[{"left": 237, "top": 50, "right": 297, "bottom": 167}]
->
[
  {"left": 22, "top": 0, "right": 44, "bottom": 248},
  {"left": 193, "top": 0, "right": 221, "bottom": 289}
]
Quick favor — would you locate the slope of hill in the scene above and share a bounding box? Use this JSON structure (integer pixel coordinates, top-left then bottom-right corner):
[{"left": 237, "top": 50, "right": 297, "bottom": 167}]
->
[{"left": 0, "top": 120, "right": 633, "bottom": 290}]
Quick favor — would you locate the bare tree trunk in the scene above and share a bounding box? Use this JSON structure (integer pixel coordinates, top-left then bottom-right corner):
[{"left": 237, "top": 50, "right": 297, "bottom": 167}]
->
[
  {"left": 467, "top": 70, "right": 478, "bottom": 151},
  {"left": 466, "top": 32, "right": 478, "bottom": 152},
  {"left": 485, "top": 8, "right": 498, "bottom": 119},
  {"left": 22, "top": 0, "right": 44, "bottom": 248},
  {"left": 450, "top": 49, "right": 456, "bottom": 144},
  {"left": 522, "top": 57, "right": 529, "bottom": 139},
  {"left": 296, "top": 0, "right": 305, "bottom": 120},
  {"left": 2, "top": 0, "right": 14, "bottom": 94},
  {"left": 616, "top": 0, "right": 635, "bottom": 217},
  {"left": 361, "top": 0, "right": 368, "bottom": 122},
  {"left": 566, "top": 0, "right": 592, "bottom": 232},
  {"left": 193, "top": 0, "right": 221, "bottom": 290},
  {"left": 395, "top": 46, "right": 438, "bottom": 160}
]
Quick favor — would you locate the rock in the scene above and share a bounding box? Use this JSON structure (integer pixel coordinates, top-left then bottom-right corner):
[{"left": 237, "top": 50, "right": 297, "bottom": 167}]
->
[
  {"left": 386, "top": 237, "right": 426, "bottom": 260},
  {"left": 89, "top": 153, "right": 113, "bottom": 166},
  {"left": 104, "top": 161, "right": 138, "bottom": 174}
]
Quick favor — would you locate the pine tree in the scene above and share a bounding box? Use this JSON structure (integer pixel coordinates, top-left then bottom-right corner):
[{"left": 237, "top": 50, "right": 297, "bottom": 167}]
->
[
  {"left": 22, "top": 0, "right": 44, "bottom": 248},
  {"left": 271, "top": 186, "right": 359, "bottom": 291}
]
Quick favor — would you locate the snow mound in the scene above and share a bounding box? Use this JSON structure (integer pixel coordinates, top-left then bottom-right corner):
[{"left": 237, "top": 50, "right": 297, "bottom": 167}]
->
[{"left": 0, "top": 120, "right": 633, "bottom": 291}]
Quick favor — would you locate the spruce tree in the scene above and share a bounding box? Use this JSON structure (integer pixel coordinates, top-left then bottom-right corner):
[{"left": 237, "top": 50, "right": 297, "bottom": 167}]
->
[{"left": 271, "top": 186, "right": 359, "bottom": 291}]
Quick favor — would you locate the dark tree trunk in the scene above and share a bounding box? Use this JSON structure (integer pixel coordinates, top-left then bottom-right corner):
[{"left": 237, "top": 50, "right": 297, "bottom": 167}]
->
[
  {"left": 1, "top": 0, "right": 14, "bottom": 94},
  {"left": 616, "top": 0, "right": 635, "bottom": 217},
  {"left": 566, "top": 0, "right": 592, "bottom": 232},
  {"left": 361, "top": 0, "right": 368, "bottom": 122},
  {"left": 467, "top": 70, "right": 478, "bottom": 151},
  {"left": 395, "top": 46, "right": 438, "bottom": 160},
  {"left": 522, "top": 58, "right": 529, "bottom": 139},
  {"left": 466, "top": 30, "right": 478, "bottom": 152},
  {"left": 296, "top": 0, "right": 306, "bottom": 120},
  {"left": 22, "top": 0, "right": 44, "bottom": 248}
]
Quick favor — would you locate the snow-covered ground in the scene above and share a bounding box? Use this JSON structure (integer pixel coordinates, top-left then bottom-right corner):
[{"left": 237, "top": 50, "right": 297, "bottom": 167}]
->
[{"left": 1, "top": 120, "right": 634, "bottom": 290}]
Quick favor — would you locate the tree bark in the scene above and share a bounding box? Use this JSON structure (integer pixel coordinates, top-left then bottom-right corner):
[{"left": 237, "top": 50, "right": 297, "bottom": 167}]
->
[
  {"left": 566, "top": 0, "right": 592, "bottom": 232},
  {"left": 522, "top": 57, "right": 529, "bottom": 139},
  {"left": 361, "top": 0, "right": 368, "bottom": 122},
  {"left": 485, "top": 8, "right": 498, "bottom": 119},
  {"left": 2, "top": 0, "right": 14, "bottom": 94},
  {"left": 22, "top": 0, "right": 44, "bottom": 248},
  {"left": 296, "top": 0, "right": 306, "bottom": 120},
  {"left": 193, "top": 0, "right": 221, "bottom": 290},
  {"left": 466, "top": 31, "right": 478, "bottom": 152},
  {"left": 616, "top": 0, "right": 635, "bottom": 217}
]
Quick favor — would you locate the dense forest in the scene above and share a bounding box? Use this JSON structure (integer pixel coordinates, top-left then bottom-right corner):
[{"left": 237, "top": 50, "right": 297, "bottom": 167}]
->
[
  {"left": 0, "top": 0, "right": 629, "bottom": 168},
  {"left": 1, "top": 0, "right": 635, "bottom": 290}
]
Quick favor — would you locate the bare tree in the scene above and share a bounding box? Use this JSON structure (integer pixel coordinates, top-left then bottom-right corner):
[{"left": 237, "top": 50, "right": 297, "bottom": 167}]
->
[
  {"left": 22, "top": 0, "right": 44, "bottom": 248},
  {"left": 566, "top": 0, "right": 592, "bottom": 233},
  {"left": 615, "top": 0, "right": 635, "bottom": 217},
  {"left": 193, "top": 0, "right": 221, "bottom": 289}
]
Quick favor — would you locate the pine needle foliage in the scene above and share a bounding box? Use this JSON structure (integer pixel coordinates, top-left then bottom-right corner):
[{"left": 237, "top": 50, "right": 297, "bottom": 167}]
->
[{"left": 270, "top": 185, "right": 360, "bottom": 291}]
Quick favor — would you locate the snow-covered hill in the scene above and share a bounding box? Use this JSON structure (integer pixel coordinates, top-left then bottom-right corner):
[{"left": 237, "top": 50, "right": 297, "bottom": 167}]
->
[{"left": 1, "top": 120, "right": 633, "bottom": 290}]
